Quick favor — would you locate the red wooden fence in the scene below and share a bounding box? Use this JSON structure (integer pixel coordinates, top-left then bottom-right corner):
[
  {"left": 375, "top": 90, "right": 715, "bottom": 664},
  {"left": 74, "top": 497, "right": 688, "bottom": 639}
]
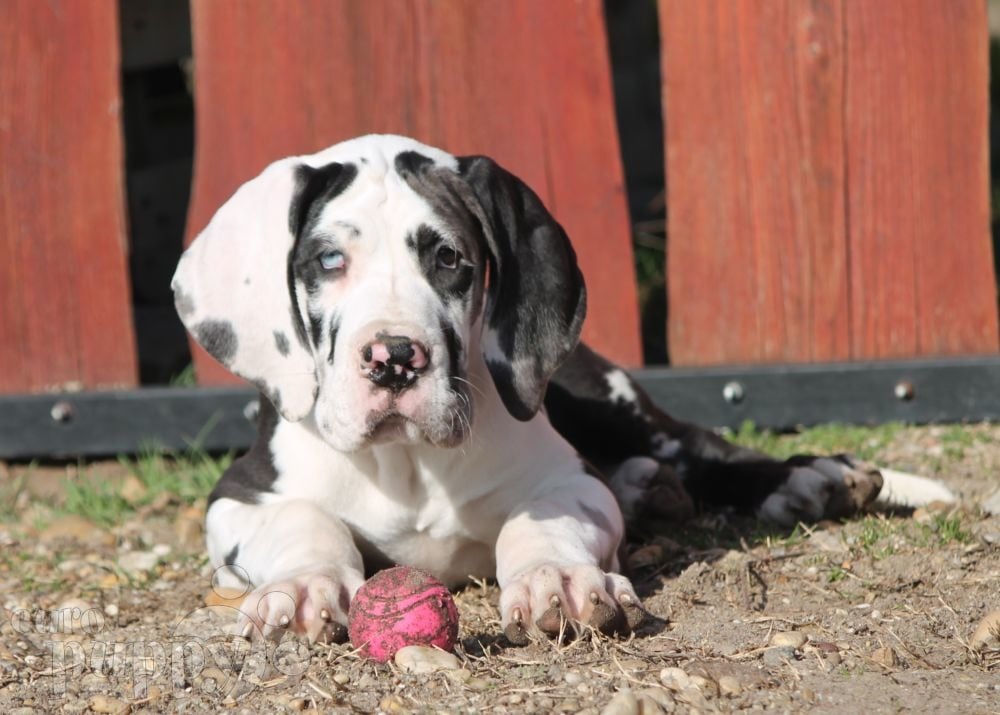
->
[
  {"left": 0, "top": 0, "right": 995, "bottom": 397},
  {"left": 661, "top": 0, "right": 997, "bottom": 366},
  {"left": 0, "top": 1, "right": 137, "bottom": 392}
]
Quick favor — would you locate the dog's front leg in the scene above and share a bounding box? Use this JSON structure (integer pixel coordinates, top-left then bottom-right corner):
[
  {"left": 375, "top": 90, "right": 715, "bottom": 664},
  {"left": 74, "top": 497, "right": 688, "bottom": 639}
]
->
[
  {"left": 207, "top": 497, "right": 365, "bottom": 643},
  {"left": 495, "top": 474, "right": 644, "bottom": 644}
]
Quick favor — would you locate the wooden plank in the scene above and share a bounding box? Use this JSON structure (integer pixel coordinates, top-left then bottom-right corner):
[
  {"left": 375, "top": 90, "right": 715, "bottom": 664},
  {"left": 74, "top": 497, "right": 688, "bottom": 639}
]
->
[
  {"left": 844, "top": 0, "right": 998, "bottom": 358},
  {"left": 661, "top": 0, "right": 849, "bottom": 366},
  {"left": 186, "top": 0, "right": 641, "bottom": 385},
  {"left": 0, "top": 1, "right": 137, "bottom": 393}
]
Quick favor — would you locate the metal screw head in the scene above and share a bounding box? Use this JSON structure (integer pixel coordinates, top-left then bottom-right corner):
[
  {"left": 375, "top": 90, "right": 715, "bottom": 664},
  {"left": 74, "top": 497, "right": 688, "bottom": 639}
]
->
[
  {"left": 894, "top": 380, "right": 915, "bottom": 401},
  {"left": 722, "top": 381, "right": 745, "bottom": 404},
  {"left": 50, "top": 401, "right": 74, "bottom": 423}
]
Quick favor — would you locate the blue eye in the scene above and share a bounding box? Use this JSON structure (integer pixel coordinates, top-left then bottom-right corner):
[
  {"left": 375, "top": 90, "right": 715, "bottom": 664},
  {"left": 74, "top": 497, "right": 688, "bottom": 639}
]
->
[{"left": 319, "top": 250, "right": 345, "bottom": 272}]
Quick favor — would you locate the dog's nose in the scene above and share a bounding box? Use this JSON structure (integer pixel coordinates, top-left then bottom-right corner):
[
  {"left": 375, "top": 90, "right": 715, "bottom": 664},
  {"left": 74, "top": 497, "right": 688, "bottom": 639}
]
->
[{"left": 361, "top": 335, "right": 429, "bottom": 392}]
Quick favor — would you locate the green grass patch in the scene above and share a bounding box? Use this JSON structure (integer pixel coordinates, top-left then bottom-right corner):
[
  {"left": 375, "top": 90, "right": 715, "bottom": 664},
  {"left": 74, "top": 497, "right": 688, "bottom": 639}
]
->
[
  {"left": 725, "top": 420, "right": 904, "bottom": 461},
  {"left": 123, "top": 448, "right": 231, "bottom": 505},
  {"left": 855, "top": 516, "right": 898, "bottom": 559},
  {"left": 57, "top": 449, "right": 230, "bottom": 527},
  {"left": 920, "top": 513, "right": 972, "bottom": 547}
]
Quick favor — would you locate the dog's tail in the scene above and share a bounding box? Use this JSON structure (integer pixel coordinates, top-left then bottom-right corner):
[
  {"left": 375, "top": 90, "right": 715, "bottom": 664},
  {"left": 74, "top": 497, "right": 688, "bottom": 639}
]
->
[{"left": 873, "top": 468, "right": 958, "bottom": 509}]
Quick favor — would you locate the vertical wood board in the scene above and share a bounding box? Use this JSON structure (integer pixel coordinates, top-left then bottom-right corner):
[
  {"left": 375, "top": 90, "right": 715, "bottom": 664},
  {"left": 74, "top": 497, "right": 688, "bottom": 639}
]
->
[
  {"left": 661, "top": 0, "right": 849, "bottom": 366},
  {"left": 0, "top": 1, "right": 137, "bottom": 393},
  {"left": 661, "top": 0, "right": 997, "bottom": 366},
  {"left": 845, "top": 0, "right": 997, "bottom": 358}
]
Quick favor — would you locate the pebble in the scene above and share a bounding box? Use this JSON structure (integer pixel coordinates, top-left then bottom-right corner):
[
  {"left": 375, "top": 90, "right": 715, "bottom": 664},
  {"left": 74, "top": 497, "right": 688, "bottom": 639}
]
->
[
  {"left": 54, "top": 598, "right": 99, "bottom": 634},
  {"left": 769, "top": 631, "right": 808, "bottom": 648},
  {"left": 119, "top": 474, "right": 148, "bottom": 504},
  {"left": 675, "top": 686, "right": 710, "bottom": 710},
  {"left": 88, "top": 695, "right": 128, "bottom": 713},
  {"left": 871, "top": 646, "right": 900, "bottom": 667},
  {"left": 809, "top": 530, "right": 847, "bottom": 552},
  {"left": 763, "top": 646, "right": 797, "bottom": 666},
  {"left": 659, "top": 667, "right": 692, "bottom": 691},
  {"left": 970, "top": 610, "right": 1000, "bottom": 650},
  {"left": 394, "top": 645, "right": 461, "bottom": 673},
  {"left": 564, "top": 670, "right": 583, "bottom": 685},
  {"left": 717, "top": 675, "right": 742, "bottom": 697},
  {"left": 378, "top": 694, "right": 411, "bottom": 714},
  {"left": 600, "top": 690, "right": 639, "bottom": 715},
  {"left": 332, "top": 671, "right": 350, "bottom": 685},
  {"left": 204, "top": 586, "right": 248, "bottom": 608},
  {"left": 117, "top": 550, "right": 160, "bottom": 576},
  {"left": 982, "top": 488, "right": 1000, "bottom": 516},
  {"left": 637, "top": 686, "right": 675, "bottom": 711}
]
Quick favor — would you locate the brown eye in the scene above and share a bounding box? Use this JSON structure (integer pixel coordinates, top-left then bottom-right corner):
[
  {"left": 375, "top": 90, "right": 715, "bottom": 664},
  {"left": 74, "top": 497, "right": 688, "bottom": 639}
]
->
[{"left": 436, "top": 245, "right": 460, "bottom": 269}]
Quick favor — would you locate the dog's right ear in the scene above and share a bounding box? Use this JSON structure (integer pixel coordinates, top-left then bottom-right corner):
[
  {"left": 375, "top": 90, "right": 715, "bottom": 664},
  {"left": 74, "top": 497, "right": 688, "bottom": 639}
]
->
[{"left": 172, "top": 159, "right": 356, "bottom": 421}]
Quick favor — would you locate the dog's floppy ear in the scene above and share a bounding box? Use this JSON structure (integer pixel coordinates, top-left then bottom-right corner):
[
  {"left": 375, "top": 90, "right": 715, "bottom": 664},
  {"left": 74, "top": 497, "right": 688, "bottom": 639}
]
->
[
  {"left": 172, "top": 159, "right": 356, "bottom": 421},
  {"left": 457, "top": 156, "right": 587, "bottom": 420}
]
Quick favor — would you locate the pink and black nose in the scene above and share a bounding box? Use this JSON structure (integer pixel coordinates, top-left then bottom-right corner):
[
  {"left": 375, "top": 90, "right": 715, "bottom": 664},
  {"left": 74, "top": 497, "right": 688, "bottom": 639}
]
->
[{"left": 361, "top": 335, "right": 429, "bottom": 392}]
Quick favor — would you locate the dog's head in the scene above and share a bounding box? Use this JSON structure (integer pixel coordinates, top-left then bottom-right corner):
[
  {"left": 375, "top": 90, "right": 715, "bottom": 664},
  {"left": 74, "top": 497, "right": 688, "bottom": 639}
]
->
[{"left": 173, "top": 135, "right": 585, "bottom": 451}]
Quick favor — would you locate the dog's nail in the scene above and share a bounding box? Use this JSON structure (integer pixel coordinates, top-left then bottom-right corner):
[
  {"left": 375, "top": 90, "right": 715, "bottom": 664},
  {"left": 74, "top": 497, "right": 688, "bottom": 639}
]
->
[
  {"left": 619, "top": 593, "right": 634, "bottom": 606},
  {"left": 589, "top": 592, "right": 600, "bottom": 604},
  {"left": 320, "top": 608, "right": 331, "bottom": 621},
  {"left": 512, "top": 607, "right": 523, "bottom": 624},
  {"left": 549, "top": 594, "right": 560, "bottom": 608},
  {"left": 278, "top": 614, "right": 291, "bottom": 627}
]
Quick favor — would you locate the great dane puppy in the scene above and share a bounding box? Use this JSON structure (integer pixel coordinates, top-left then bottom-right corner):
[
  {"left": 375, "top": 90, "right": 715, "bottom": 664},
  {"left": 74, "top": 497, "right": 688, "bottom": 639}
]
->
[{"left": 173, "top": 135, "right": 953, "bottom": 644}]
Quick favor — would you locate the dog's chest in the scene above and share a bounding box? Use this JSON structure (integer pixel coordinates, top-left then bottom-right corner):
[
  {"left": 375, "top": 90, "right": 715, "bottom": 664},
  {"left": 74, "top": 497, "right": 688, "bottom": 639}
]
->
[{"left": 268, "top": 420, "right": 502, "bottom": 582}]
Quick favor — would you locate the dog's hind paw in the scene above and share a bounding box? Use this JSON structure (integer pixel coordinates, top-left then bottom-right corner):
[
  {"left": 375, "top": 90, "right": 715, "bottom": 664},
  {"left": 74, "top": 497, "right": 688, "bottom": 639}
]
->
[{"left": 757, "top": 455, "right": 883, "bottom": 527}]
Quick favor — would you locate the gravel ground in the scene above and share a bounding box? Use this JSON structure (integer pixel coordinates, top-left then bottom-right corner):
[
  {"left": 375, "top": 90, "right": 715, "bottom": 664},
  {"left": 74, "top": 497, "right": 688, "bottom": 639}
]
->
[{"left": 1, "top": 423, "right": 999, "bottom": 714}]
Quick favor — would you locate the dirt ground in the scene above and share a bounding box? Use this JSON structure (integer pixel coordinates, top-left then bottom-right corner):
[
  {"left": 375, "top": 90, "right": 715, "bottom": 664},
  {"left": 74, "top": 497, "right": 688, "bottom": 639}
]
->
[{"left": 1, "top": 423, "right": 999, "bottom": 714}]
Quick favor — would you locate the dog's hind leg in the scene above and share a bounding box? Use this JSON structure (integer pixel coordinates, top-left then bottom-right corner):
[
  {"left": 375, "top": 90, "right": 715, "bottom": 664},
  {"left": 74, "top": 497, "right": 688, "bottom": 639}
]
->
[{"left": 546, "top": 343, "right": 892, "bottom": 527}]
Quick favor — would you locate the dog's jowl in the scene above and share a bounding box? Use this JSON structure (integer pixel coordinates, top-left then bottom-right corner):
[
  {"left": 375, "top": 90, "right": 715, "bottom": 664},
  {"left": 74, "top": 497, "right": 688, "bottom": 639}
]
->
[{"left": 173, "top": 134, "right": 950, "bottom": 645}]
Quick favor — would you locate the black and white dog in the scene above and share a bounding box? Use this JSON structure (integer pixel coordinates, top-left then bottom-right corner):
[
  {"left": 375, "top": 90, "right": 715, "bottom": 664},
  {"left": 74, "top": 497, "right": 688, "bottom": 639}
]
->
[{"left": 173, "top": 135, "right": 953, "bottom": 645}]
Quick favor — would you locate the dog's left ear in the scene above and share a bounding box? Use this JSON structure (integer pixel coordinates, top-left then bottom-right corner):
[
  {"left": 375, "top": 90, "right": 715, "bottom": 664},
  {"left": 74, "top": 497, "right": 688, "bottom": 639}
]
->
[
  {"left": 172, "top": 158, "right": 355, "bottom": 421},
  {"left": 457, "top": 156, "right": 587, "bottom": 420}
]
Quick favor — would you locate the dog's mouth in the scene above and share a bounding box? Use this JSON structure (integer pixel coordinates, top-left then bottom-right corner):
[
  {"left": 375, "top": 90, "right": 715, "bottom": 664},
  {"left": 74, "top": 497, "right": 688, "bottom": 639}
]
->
[
  {"left": 362, "top": 399, "right": 472, "bottom": 449},
  {"left": 365, "top": 412, "right": 414, "bottom": 444}
]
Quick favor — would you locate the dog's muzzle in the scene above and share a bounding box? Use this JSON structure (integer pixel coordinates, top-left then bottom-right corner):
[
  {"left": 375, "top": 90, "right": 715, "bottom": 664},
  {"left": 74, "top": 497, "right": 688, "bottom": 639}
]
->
[{"left": 361, "top": 334, "right": 429, "bottom": 393}]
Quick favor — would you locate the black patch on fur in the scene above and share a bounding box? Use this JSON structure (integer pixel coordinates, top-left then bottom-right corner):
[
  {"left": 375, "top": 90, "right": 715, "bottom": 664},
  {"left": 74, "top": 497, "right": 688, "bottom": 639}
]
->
[
  {"left": 327, "top": 317, "right": 340, "bottom": 365},
  {"left": 286, "top": 161, "right": 358, "bottom": 351},
  {"left": 408, "top": 224, "right": 475, "bottom": 298},
  {"left": 308, "top": 309, "right": 324, "bottom": 348},
  {"left": 394, "top": 150, "right": 435, "bottom": 176},
  {"left": 273, "top": 331, "right": 290, "bottom": 356},
  {"left": 456, "top": 156, "right": 585, "bottom": 419},
  {"left": 223, "top": 544, "right": 239, "bottom": 567},
  {"left": 440, "top": 317, "right": 462, "bottom": 382},
  {"left": 208, "top": 395, "right": 281, "bottom": 506},
  {"left": 194, "top": 320, "right": 238, "bottom": 365}
]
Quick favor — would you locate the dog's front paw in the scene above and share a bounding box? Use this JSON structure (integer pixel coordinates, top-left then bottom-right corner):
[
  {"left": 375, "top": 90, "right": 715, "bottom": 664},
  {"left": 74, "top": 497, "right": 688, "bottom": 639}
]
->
[
  {"left": 499, "top": 563, "right": 645, "bottom": 645},
  {"left": 758, "top": 455, "right": 883, "bottom": 526},
  {"left": 237, "top": 570, "right": 362, "bottom": 643}
]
